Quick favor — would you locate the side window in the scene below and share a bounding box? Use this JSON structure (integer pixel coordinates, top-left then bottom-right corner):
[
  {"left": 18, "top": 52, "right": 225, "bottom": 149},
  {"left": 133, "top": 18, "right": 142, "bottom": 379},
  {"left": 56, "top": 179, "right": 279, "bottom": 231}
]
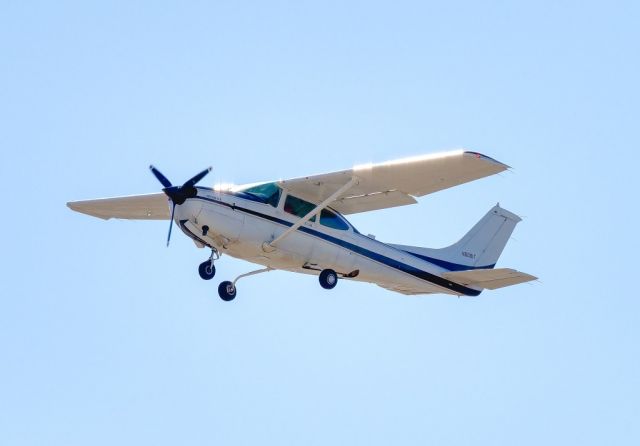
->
[
  {"left": 284, "top": 194, "right": 315, "bottom": 218},
  {"left": 320, "top": 209, "right": 349, "bottom": 230}
]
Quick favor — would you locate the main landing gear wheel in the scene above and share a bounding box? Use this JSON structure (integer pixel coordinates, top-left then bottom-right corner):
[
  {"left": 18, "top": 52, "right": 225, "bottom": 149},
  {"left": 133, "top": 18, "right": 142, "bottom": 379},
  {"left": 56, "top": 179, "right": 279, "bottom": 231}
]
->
[
  {"left": 218, "top": 281, "right": 237, "bottom": 301},
  {"left": 319, "top": 269, "right": 338, "bottom": 290},
  {"left": 217, "top": 267, "right": 272, "bottom": 302},
  {"left": 198, "top": 261, "right": 216, "bottom": 280}
]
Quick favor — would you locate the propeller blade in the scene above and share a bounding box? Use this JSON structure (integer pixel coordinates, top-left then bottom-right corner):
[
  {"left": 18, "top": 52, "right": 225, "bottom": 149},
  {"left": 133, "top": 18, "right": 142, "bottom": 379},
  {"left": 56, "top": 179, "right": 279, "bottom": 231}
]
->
[
  {"left": 182, "top": 167, "right": 212, "bottom": 189},
  {"left": 166, "top": 202, "right": 176, "bottom": 247},
  {"left": 149, "top": 165, "right": 173, "bottom": 188},
  {"left": 149, "top": 165, "right": 212, "bottom": 247}
]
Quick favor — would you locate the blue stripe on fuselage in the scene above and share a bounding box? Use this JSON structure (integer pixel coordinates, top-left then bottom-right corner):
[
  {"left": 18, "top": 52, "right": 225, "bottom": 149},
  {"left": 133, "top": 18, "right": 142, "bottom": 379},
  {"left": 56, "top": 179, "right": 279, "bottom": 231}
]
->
[{"left": 191, "top": 193, "right": 481, "bottom": 296}]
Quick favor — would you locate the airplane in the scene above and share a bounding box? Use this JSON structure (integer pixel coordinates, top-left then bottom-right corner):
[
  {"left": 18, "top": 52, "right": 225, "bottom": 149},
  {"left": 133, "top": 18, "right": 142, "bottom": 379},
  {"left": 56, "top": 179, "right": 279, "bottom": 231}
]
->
[{"left": 67, "top": 149, "right": 536, "bottom": 301}]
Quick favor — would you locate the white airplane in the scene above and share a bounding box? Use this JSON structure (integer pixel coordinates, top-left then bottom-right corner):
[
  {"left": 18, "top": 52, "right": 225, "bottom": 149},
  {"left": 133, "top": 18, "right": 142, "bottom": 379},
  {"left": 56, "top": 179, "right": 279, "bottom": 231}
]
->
[{"left": 68, "top": 149, "right": 536, "bottom": 301}]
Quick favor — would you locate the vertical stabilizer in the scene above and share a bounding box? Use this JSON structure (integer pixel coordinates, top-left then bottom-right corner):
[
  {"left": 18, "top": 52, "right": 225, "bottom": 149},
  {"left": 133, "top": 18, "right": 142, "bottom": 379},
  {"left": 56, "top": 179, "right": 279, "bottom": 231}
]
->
[{"left": 391, "top": 204, "right": 522, "bottom": 271}]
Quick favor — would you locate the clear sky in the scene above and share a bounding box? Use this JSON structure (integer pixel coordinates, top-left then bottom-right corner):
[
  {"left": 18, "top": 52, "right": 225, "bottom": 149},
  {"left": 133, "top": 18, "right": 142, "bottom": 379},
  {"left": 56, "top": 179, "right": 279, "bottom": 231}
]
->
[{"left": 1, "top": 1, "right": 639, "bottom": 445}]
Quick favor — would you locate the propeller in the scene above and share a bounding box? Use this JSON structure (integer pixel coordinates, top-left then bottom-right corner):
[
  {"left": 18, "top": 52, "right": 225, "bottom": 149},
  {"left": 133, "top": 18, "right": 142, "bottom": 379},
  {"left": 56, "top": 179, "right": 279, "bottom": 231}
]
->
[{"left": 149, "top": 165, "right": 212, "bottom": 246}]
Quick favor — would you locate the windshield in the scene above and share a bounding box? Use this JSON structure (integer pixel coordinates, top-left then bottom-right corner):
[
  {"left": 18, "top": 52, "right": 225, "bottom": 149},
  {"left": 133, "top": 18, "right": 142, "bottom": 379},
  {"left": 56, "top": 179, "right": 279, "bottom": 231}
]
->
[{"left": 237, "top": 182, "right": 281, "bottom": 207}]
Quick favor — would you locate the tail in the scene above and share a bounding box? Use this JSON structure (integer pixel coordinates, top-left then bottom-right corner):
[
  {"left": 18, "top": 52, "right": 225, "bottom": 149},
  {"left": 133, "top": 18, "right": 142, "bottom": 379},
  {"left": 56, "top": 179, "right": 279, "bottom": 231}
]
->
[{"left": 391, "top": 204, "right": 522, "bottom": 271}]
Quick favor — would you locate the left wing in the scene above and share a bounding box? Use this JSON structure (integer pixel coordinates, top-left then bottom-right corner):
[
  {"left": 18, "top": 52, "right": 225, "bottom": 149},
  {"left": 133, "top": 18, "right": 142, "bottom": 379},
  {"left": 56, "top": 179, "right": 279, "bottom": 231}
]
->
[
  {"left": 278, "top": 150, "right": 508, "bottom": 215},
  {"left": 67, "top": 193, "right": 170, "bottom": 220}
]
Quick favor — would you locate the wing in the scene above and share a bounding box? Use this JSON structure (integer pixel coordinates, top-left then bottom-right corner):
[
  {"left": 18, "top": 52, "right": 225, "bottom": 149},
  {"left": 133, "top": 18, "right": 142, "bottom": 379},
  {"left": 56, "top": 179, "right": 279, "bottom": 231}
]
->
[
  {"left": 441, "top": 268, "right": 537, "bottom": 290},
  {"left": 278, "top": 150, "right": 508, "bottom": 214},
  {"left": 67, "top": 193, "right": 170, "bottom": 220}
]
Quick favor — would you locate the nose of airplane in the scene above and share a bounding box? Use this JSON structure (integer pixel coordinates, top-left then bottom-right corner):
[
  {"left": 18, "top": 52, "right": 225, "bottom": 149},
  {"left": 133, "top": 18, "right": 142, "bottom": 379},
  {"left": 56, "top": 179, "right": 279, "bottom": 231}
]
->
[{"left": 148, "top": 165, "right": 212, "bottom": 246}]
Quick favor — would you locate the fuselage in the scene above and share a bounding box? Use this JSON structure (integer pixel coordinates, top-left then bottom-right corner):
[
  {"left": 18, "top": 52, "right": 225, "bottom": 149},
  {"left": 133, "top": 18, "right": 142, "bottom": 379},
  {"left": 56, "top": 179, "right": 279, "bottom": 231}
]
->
[{"left": 173, "top": 186, "right": 481, "bottom": 296}]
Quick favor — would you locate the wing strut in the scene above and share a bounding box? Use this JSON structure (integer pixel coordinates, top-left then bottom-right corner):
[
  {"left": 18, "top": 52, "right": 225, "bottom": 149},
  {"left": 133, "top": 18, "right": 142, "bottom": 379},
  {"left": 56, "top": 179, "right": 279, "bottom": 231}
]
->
[{"left": 266, "top": 177, "right": 358, "bottom": 249}]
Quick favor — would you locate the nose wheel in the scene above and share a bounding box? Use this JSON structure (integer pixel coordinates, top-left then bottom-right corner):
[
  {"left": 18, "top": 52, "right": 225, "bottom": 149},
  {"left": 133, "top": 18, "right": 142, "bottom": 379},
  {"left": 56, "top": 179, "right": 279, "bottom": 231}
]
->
[
  {"left": 198, "top": 261, "right": 216, "bottom": 280},
  {"left": 198, "top": 247, "right": 220, "bottom": 280}
]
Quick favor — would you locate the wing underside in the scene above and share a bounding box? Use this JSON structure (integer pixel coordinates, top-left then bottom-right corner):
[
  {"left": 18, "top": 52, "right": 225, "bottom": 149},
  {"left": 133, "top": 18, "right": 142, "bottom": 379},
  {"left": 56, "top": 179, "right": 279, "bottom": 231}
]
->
[{"left": 67, "top": 193, "right": 170, "bottom": 220}]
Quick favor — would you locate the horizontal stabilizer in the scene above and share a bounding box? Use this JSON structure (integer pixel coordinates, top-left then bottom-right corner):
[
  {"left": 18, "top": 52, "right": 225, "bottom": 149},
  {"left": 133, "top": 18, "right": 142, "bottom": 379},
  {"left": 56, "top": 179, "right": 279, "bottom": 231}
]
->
[
  {"left": 377, "top": 283, "right": 427, "bottom": 295},
  {"left": 441, "top": 268, "right": 537, "bottom": 290},
  {"left": 67, "top": 193, "right": 170, "bottom": 220}
]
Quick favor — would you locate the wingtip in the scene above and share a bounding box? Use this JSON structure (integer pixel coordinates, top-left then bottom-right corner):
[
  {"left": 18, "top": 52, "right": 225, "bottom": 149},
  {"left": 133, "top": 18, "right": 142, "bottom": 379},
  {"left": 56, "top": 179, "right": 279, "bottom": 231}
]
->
[{"left": 463, "top": 151, "right": 511, "bottom": 170}]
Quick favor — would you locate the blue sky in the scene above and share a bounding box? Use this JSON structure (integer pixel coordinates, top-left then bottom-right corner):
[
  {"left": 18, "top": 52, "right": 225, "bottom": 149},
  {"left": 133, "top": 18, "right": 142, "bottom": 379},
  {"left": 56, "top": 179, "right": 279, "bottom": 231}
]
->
[{"left": 1, "top": 1, "right": 639, "bottom": 444}]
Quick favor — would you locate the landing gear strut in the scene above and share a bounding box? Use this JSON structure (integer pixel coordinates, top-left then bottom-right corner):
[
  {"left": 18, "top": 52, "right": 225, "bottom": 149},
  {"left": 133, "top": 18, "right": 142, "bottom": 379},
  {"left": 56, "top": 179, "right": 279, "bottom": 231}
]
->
[
  {"left": 218, "top": 267, "right": 273, "bottom": 301},
  {"left": 198, "top": 247, "right": 220, "bottom": 280}
]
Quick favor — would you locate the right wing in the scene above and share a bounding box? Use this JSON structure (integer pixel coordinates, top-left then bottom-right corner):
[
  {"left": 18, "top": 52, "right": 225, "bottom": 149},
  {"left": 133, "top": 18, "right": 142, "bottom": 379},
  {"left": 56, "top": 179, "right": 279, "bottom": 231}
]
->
[
  {"left": 278, "top": 150, "right": 509, "bottom": 215},
  {"left": 67, "top": 193, "right": 170, "bottom": 220}
]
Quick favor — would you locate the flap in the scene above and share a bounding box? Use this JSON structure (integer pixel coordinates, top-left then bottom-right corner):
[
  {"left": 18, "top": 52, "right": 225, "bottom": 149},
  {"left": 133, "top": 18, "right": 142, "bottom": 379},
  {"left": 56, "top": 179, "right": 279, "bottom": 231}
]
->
[
  {"left": 278, "top": 150, "right": 508, "bottom": 214},
  {"left": 67, "top": 193, "right": 170, "bottom": 220},
  {"left": 331, "top": 190, "right": 417, "bottom": 214},
  {"left": 441, "top": 268, "right": 537, "bottom": 290}
]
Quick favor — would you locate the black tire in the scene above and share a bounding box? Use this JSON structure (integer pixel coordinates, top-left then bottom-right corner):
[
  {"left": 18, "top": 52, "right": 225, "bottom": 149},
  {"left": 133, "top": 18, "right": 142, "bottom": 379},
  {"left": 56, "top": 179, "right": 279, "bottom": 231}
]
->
[
  {"left": 198, "top": 261, "right": 216, "bottom": 280},
  {"left": 218, "top": 281, "right": 237, "bottom": 301},
  {"left": 319, "top": 269, "right": 338, "bottom": 290}
]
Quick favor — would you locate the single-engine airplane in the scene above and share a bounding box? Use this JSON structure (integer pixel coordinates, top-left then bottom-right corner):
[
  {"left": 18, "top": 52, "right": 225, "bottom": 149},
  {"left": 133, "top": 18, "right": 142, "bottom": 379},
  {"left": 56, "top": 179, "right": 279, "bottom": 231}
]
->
[{"left": 68, "top": 149, "right": 536, "bottom": 301}]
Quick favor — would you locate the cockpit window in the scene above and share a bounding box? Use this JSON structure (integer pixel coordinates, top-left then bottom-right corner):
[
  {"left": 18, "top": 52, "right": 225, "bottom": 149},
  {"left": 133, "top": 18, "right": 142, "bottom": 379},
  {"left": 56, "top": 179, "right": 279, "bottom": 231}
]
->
[
  {"left": 284, "top": 194, "right": 315, "bottom": 218},
  {"left": 238, "top": 182, "right": 281, "bottom": 207},
  {"left": 320, "top": 208, "right": 349, "bottom": 230},
  {"left": 282, "top": 194, "right": 352, "bottom": 231}
]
